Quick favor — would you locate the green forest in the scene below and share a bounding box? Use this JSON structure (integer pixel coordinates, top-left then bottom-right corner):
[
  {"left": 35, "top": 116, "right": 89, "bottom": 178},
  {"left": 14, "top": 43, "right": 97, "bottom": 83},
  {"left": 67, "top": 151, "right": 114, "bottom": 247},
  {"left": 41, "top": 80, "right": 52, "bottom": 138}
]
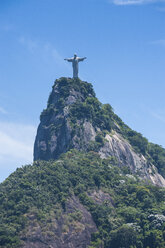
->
[
  {"left": 0, "top": 150, "right": 165, "bottom": 247},
  {"left": 1, "top": 78, "right": 165, "bottom": 248}
]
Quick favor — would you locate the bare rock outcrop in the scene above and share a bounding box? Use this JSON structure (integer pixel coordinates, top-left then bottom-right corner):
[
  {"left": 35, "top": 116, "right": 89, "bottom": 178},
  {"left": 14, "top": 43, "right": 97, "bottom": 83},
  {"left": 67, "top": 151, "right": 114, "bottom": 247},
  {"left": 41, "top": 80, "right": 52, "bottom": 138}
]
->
[
  {"left": 99, "top": 132, "right": 165, "bottom": 187},
  {"left": 34, "top": 77, "right": 165, "bottom": 187},
  {"left": 21, "top": 196, "right": 97, "bottom": 248},
  {"left": 34, "top": 78, "right": 96, "bottom": 161}
]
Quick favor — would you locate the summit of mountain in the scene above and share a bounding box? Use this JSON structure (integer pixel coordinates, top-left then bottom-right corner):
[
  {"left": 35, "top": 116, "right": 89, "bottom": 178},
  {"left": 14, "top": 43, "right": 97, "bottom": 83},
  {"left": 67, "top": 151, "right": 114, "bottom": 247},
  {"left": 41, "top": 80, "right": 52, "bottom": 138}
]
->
[
  {"left": 1, "top": 77, "right": 165, "bottom": 248},
  {"left": 34, "top": 77, "right": 165, "bottom": 187}
]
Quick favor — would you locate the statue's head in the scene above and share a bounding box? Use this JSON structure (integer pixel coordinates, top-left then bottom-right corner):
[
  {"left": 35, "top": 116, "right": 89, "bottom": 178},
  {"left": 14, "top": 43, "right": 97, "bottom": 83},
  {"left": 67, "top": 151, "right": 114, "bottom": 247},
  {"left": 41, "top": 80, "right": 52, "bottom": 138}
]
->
[{"left": 74, "top": 53, "right": 77, "bottom": 58}]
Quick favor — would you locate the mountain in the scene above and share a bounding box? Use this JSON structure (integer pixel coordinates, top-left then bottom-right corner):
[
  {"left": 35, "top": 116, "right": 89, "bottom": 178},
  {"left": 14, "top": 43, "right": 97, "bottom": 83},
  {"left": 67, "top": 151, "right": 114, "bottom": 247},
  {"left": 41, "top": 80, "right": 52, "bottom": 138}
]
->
[
  {"left": 1, "top": 77, "right": 165, "bottom": 248},
  {"left": 34, "top": 77, "right": 165, "bottom": 187}
]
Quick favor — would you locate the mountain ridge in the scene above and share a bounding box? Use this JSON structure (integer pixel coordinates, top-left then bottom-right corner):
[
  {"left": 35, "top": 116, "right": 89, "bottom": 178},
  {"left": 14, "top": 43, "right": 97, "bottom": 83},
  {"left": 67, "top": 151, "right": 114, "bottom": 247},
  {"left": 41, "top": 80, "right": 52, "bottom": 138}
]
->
[
  {"left": 1, "top": 150, "right": 165, "bottom": 247},
  {"left": 1, "top": 77, "right": 165, "bottom": 248},
  {"left": 34, "top": 77, "right": 165, "bottom": 187}
]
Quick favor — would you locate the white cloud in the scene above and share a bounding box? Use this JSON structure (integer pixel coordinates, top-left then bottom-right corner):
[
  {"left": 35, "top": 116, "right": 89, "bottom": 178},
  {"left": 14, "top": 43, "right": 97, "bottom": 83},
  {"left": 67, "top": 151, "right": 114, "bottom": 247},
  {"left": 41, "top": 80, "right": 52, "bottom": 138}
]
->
[
  {"left": 112, "top": 0, "right": 144, "bottom": 5},
  {"left": 156, "top": 6, "right": 165, "bottom": 11},
  {"left": 0, "top": 131, "right": 32, "bottom": 160},
  {"left": 18, "top": 36, "right": 38, "bottom": 52},
  {"left": 0, "top": 107, "right": 7, "bottom": 114},
  {"left": 142, "top": 105, "right": 165, "bottom": 123},
  {"left": 18, "top": 36, "right": 68, "bottom": 69},
  {"left": 140, "top": 104, "right": 165, "bottom": 124},
  {"left": 150, "top": 111, "right": 165, "bottom": 124},
  {"left": 110, "top": 0, "right": 165, "bottom": 5},
  {"left": 0, "top": 24, "right": 15, "bottom": 32},
  {"left": 151, "top": 39, "right": 165, "bottom": 47},
  {"left": 43, "top": 43, "right": 66, "bottom": 65},
  {"left": 0, "top": 122, "right": 36, "bottom": 182}
]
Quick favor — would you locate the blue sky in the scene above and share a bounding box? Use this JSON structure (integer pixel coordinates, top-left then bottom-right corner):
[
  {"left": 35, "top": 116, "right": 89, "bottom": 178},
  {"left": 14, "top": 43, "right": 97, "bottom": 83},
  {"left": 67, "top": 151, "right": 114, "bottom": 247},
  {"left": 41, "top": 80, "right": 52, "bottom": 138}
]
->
[{"left": 0, "top": 0, "right": 165, "bottom": 182}]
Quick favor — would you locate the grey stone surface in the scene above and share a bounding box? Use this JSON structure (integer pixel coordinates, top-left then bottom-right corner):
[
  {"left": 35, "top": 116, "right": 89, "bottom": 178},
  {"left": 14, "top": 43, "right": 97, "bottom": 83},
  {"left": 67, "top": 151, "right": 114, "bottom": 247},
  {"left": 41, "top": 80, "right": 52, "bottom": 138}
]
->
[
  {"left": 99, "top": 132, "right": 165, "bottom": 187},
  {"left": 64, "top": 54, "right": 86, "bottom": 78},
  {"left": 34, "top": 78, "right": 165, "bottom": 187},
  {"left": 21, "top": 195, "right": 97, "bottom": 248}
]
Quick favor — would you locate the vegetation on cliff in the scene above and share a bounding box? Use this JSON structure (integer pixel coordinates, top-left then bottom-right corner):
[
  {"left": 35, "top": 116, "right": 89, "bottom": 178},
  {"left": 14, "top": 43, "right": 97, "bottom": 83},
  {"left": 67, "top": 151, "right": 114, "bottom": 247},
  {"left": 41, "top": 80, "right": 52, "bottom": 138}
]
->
[
  {"left": 39, "top": 78, "right": 165, "bottom": 177},
  {"left": 0, "top": 150, "right": 165, "bottom": 247},
  {"left": 1, "top": 78, "right": 165, "bottom": 247}
]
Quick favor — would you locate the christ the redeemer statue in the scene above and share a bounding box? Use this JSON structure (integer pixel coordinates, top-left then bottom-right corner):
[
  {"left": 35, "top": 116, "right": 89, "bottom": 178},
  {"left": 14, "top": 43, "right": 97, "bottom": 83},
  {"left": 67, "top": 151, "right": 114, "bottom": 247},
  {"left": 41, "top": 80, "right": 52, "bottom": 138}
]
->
[{"left": 64, "top": 54, "right": 87, "bottom": 78}]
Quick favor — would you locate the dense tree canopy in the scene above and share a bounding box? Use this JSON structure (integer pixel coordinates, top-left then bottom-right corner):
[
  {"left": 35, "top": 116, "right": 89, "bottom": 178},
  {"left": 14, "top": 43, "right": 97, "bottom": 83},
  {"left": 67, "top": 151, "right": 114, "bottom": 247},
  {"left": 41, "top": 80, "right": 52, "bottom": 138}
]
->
[{"left": 0, "top": 150, "right": 165, "bottom": 247}]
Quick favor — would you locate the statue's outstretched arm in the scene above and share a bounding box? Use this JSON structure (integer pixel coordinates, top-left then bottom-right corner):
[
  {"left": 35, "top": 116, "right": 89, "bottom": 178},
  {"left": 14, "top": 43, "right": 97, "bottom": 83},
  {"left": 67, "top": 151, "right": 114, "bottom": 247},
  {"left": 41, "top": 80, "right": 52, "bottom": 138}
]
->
[
  {"left": 78, "top": 57, "right": 87, "bottom": 62},
  {"left": 64, "top": 58, "right": 73, "bottom": 62}
]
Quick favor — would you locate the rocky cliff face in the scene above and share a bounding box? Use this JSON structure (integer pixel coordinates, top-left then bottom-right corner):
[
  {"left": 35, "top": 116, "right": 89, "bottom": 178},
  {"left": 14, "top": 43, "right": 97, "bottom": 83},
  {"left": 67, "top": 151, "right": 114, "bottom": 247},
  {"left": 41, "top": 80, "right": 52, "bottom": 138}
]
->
[
  {"left": 34, "top": 77, "right": 165, "bottom": 187},
  {"left": 21, "top": 195, "right": 97, "bottom": 248},
  {"left": 34, "top": 77, "right": 96, "bottom": 161},
  {"left": 1, "top": 77, "right": 165, "bottom": 248},
  {"left": 99, "top": 132, "right": 165, "bottom": 187}
]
